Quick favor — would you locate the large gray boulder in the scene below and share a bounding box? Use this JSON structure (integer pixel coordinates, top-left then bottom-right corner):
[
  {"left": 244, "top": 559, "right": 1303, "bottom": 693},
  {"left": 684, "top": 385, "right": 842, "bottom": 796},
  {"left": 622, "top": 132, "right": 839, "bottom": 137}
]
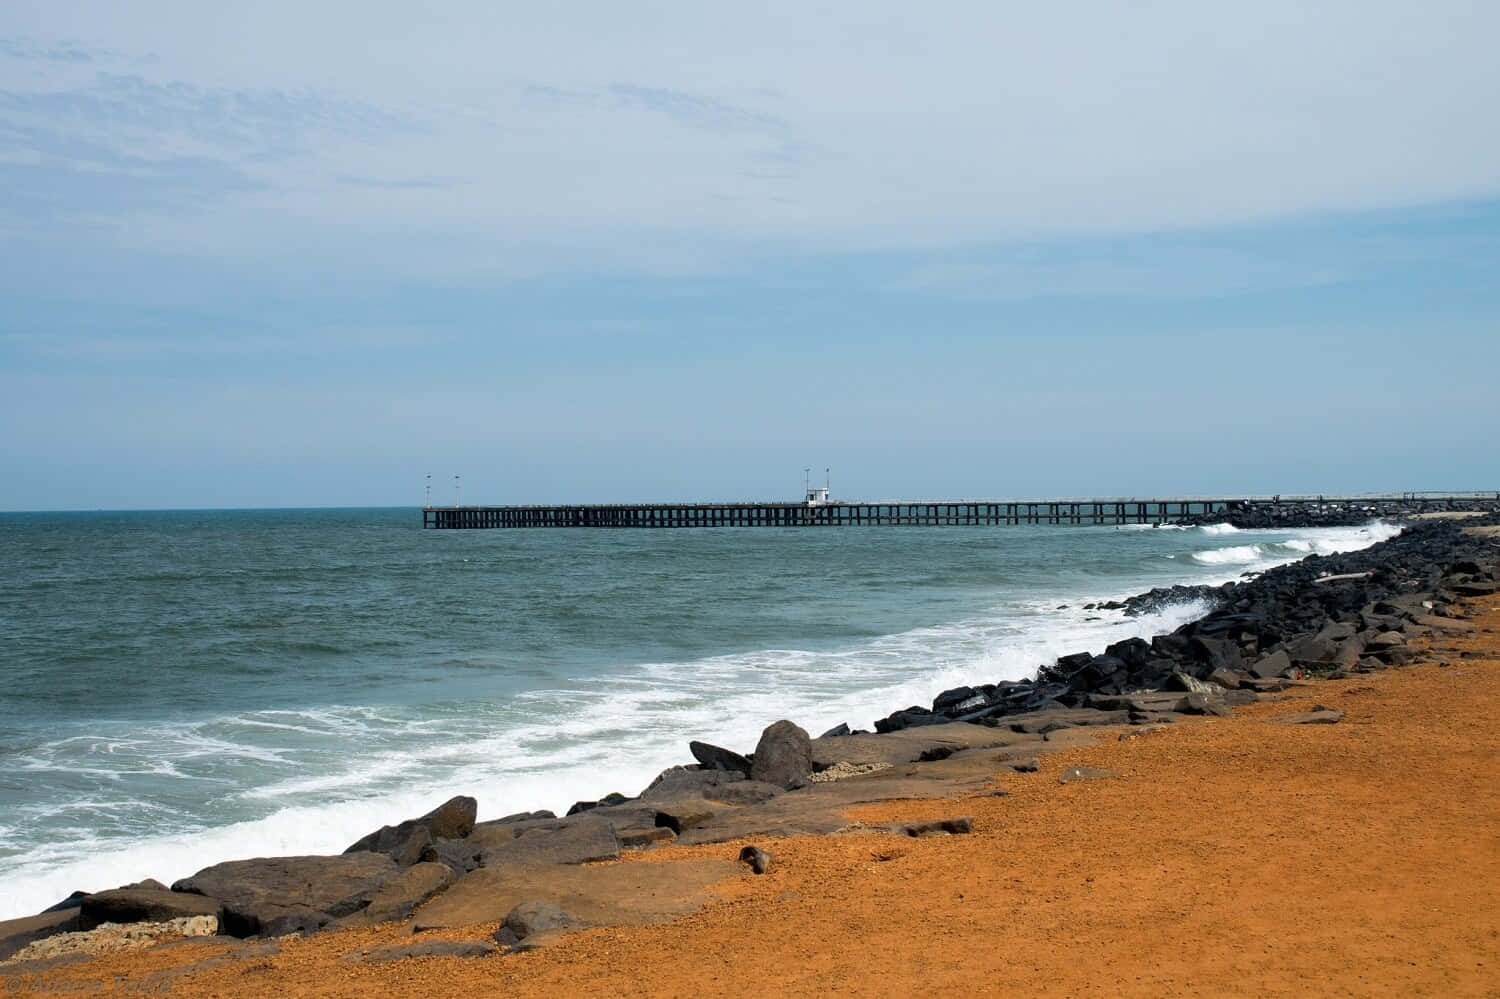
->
[
  {"left": 750, "top": 720, "right": 813, "bottom": 789},
  {"left": 172, "top": 853, "right": 398, "bottom": 938}
]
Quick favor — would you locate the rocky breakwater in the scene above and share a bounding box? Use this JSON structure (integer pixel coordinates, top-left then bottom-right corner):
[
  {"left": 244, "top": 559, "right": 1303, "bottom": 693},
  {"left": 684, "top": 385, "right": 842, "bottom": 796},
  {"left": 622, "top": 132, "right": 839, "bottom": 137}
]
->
[
  {"left": 869, "top": 517, "right": 1500, "bottom": 735},
  {"left": 4, "top": 516, "right": 1497, "bottom": 972},
  {"left": 1184, "top": 495, "right": 1500, "bottom": 530}
]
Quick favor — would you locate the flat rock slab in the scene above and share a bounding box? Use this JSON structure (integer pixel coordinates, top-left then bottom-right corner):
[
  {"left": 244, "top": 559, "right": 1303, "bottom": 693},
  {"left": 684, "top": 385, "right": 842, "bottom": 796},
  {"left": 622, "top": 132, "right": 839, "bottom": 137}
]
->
[
  {"left": 1059, "top": 766, "right": 1121, "bottom": 784},
  {"left": 172, "top": 853, "right": 398, "bottom": 937},
  {"left": 1274, "top": 709, "right": 1345, "bottom": 725},
  {"left": 346, "top": 939, "right": 497, "bottom": 963},
  {"left": 411, "top": 859, "right": 740, "bottom": 932},
  {"left": 480, "top": 819, "right": 620, "bottom": 868},
  {"left": 808, "top": 723, "right": 1034, "bottom": 770},
  {"left": 675, "top": 771, "right": 993, "bottom": 846},
  {"left": 331, "top": 862, "right": 455, "bottom": 929}
]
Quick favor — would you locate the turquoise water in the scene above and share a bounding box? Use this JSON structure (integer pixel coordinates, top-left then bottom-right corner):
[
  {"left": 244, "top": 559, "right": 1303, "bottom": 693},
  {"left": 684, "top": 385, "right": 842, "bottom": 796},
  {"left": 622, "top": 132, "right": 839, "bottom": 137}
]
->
[{"left": 0, "top": 508, "right": 1396, "bottom": 918}]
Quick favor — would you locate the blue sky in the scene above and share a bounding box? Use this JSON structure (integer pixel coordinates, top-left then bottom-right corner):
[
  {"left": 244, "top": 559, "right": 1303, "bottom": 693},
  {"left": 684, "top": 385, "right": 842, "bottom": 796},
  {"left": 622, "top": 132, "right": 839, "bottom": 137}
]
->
[{"left": 2, "top": 2, "right": 1497, "bottom": 510}]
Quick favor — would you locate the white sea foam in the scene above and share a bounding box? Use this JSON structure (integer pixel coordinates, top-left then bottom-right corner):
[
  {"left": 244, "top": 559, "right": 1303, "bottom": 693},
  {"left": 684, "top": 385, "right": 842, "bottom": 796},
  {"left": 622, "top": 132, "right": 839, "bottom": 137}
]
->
[
  {"left": 1189, "top": 544, "right": 1265, "bottom": 565},
  {"left": 1198, "top": 523, "right": 1242, "bottom": 535}
]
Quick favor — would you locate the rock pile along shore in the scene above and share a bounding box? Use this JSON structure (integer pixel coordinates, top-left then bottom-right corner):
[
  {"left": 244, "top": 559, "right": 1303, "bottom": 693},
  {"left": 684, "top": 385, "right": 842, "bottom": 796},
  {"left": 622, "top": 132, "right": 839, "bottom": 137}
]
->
[{"left": 3, "top": 513, "right": 1498, "bottom": 967}]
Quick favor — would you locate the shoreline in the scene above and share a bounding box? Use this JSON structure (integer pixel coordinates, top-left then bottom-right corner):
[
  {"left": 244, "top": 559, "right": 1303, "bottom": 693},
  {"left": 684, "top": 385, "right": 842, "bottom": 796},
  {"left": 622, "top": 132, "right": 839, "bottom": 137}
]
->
[{"left": 3, "top": 514, "right": 1499, "bottom": 991}]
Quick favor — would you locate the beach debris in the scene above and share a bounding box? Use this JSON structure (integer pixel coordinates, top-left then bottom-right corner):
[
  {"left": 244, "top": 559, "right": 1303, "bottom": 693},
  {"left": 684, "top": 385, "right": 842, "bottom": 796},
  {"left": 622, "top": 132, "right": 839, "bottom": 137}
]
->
[
  {"left": 806, "top": 761, "right": 892, "bottom": 782},
  {"left": 738, "top": 845, "right": 774, "bottom": 874},
  {"left": 2, "top": 916, "right": 217, "bottom": 966},
  {"left": 1058, "top": 766, "right": 1120, "bottom": 784}
]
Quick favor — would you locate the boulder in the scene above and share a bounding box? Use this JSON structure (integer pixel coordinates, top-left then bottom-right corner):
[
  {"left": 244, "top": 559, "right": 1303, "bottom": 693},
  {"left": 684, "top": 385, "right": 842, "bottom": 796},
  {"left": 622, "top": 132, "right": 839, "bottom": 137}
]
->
[
  {"left": 344, "top": 796, "right": 477, "bottom": 861},
  {"left": 480, "top": 820, "right": 620, "bottom": 868},
  {"left": 172, "top": 853, "right": 399, "bottom": 938},
  {"left": 79, "top": 887, "right": 223, "bottom": 931},
  {"left": 1248, "top": 649, "right": 1294, "bottom": 680},
  {"left": 1191, "top": 636, "right": 1244, "bottom": 671},
  {"left": 750, "top": 720, "right": 814, "bottom": 789},
  {"left": 332, "top": 862, "right": 454, "bottom": 928},
  {"left": 819, "top": 722, "right": 852, "bottom": 738},
  {"left": 651, "top": 802, "right": 717, "bottom": 835},
  {"left": 424, "top": 836, "right": 483, "bottom": 875},
  {"left": 0, "top": 908, "right": 81, "bottom": 961},
  {"left": 901, "top": 817, "right": 973, "bottom": 837},
  {"left": 502, "top": 900, "right": 583, "bottom": 940},
  {"left": 689, "top": 740, "right": 752, "bottom": 775},
  {"left": 641, "top": 767, "right": 746, "bottom": 801}
]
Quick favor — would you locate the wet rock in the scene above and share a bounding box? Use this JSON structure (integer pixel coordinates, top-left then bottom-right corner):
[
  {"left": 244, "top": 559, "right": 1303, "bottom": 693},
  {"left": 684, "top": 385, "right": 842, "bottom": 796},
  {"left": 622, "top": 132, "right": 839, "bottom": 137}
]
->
[
  {"left": 750, "top": 720, "right": 814, "bottom": 789},
  {"left": 819, "top": 722, "right": 852, "bottom": 738}
]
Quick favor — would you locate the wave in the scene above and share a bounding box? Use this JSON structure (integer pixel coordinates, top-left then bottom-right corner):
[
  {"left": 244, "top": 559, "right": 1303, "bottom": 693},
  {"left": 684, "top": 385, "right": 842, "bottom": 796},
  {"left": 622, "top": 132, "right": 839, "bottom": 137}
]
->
[
  {"left": 1197, "top": 523, "right": 1241, "bottom": 536},
  {"left": 1188, "top": 544, "right": 1264, "bottom": 566}
]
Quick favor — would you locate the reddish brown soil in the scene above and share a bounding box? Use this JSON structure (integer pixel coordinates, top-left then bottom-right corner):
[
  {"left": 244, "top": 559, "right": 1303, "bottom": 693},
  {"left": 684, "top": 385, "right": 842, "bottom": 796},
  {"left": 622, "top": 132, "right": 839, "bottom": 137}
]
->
[{"left": 8, "top": 597, "right": 1500, "bottom": 998}]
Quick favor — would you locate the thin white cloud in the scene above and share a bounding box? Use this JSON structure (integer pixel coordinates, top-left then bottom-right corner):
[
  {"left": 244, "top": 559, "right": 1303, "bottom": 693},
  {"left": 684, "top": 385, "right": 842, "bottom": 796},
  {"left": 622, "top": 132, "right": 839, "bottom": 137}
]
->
[{"left": 0, "top": 1, "right": 1497, "bottom": 276}]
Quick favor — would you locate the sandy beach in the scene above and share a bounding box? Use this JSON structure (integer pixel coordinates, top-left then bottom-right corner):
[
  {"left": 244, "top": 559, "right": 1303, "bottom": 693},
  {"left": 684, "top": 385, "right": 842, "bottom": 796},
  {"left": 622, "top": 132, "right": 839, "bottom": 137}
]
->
[{"left": 6, "top": 586, "right": 1497, "bottom": 998}]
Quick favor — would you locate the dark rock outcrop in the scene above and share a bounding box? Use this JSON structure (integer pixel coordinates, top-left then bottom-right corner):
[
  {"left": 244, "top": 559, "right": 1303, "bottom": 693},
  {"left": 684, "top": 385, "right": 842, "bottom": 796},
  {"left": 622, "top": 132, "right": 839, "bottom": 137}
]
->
[
  {"left": 172, "top": 853, "right": 399, "bottom": 938},
  {"left": 344, "top": 796, "right": 477, "bottom": 863}
]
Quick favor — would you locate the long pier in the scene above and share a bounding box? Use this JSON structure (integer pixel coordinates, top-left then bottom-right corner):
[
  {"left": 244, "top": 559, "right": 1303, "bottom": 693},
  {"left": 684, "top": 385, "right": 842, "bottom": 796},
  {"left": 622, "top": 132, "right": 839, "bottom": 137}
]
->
[{"left": 422, "top": 493, "right": 1498, "bottom": 529}]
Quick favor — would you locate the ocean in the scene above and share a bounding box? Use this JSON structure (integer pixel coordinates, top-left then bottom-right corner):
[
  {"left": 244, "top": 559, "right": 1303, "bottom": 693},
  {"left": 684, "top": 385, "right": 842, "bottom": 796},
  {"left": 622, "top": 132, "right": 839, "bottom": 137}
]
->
[{"left": 0, "top": 508, "right": 1399, "bottom": 919}]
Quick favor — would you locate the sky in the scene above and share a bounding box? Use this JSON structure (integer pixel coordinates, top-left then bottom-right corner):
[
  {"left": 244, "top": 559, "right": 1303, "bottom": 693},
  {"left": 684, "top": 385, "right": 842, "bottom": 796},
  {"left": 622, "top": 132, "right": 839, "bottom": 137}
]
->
[{"left": 2, "top": 1, "right": 1498, "bottom": 510}]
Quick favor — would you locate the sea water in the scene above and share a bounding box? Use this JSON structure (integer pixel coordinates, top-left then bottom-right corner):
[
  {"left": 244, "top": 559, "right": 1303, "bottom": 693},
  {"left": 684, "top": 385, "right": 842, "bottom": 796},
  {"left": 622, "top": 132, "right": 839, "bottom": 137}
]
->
[{"left": 0, "top": 508, "right": 1399, "bottom": 918}]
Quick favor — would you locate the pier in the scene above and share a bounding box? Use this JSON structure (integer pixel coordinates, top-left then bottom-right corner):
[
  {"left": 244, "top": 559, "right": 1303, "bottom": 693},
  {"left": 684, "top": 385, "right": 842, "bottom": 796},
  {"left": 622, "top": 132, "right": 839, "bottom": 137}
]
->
[{"left": 421, "top": 493, "right": 1498, "bottom": 529}]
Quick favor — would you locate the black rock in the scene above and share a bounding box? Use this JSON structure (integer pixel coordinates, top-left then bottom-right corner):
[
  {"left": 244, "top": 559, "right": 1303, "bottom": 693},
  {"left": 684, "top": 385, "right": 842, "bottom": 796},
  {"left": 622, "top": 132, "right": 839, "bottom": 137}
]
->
[{"left": 689, "top": 740, "right": 753, "bottom": 774}]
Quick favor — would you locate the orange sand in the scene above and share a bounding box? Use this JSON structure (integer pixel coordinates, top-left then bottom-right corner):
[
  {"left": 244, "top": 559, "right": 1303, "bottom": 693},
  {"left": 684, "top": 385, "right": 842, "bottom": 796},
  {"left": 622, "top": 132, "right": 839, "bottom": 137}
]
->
[{"left": 6, "top": 596, "right": 1500, "bottom": 998}]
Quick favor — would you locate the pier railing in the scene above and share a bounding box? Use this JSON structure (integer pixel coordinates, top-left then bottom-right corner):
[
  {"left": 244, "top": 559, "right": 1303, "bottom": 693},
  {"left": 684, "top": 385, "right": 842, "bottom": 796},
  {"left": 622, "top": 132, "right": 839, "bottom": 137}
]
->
[{"left": 421, "top": 493, "right": 1499, "bottom": 529}]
